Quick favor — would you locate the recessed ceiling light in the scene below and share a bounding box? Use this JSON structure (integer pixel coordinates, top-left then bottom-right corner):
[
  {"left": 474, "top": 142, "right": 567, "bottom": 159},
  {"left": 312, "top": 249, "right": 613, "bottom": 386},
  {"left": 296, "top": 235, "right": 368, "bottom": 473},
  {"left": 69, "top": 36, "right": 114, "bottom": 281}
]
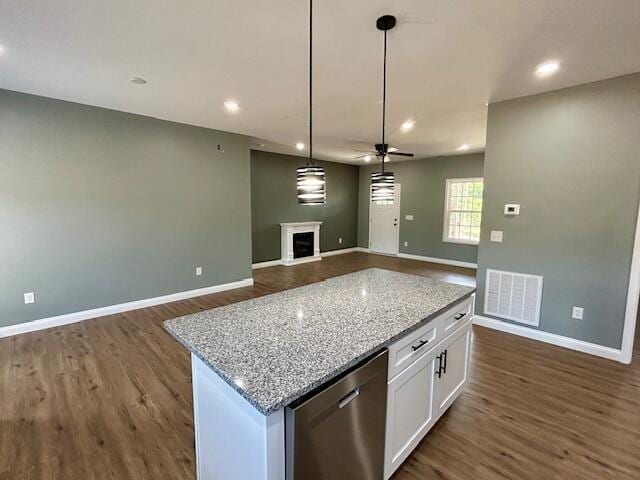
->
[
  {"left": 458, "top": 144, "right": 470, "bottom": 151},
  {"left": 364, "top": 155, "right": 372, "bottom": 162},
  {"left": 535, "top": 60, "right": 560, "bottom": 78},
  {"left": 400, "top": 119, "right": 415, "bottom": 132},
  {"left": 296, "top": 142, "right": 306, "bottom": 150},
  {"left": 0, "top": 45, "right": 6, "bottom": 55},
  {"left": 224, "top": 100, "right": 240, "bottom": 113},
  {"left": 129, "top": 76, "right": 147, "bottom": 85}
]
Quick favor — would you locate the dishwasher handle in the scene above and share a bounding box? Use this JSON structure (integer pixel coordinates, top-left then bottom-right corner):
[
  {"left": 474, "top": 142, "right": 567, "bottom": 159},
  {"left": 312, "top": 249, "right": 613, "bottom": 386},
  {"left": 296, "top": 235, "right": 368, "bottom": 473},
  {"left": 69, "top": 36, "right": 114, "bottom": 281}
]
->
[{"left": 338, "top": 387, "right": 360, "bottom": 409}]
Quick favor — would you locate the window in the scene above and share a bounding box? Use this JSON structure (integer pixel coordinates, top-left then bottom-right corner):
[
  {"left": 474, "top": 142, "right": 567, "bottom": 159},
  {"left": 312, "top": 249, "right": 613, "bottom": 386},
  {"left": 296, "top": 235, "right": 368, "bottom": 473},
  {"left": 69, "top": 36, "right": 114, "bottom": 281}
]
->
[{"left": 443, "top": 178, "right": 483, "bottom": 245}]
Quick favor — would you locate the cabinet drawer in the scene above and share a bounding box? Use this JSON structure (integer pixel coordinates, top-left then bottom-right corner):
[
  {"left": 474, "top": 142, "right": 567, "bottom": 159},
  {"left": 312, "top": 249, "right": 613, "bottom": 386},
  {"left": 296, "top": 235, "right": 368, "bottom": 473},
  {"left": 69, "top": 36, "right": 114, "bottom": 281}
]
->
[
  {"left": 387, "top": 318, "right": 442, "bottom": 381},
  {"left": 441, "top": 298, "right": 472, "bottom": 335}
]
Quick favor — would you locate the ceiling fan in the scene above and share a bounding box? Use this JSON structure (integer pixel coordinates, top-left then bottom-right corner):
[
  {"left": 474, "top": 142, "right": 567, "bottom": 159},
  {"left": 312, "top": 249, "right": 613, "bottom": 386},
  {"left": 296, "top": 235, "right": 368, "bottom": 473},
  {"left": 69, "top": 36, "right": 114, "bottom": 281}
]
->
[{"left": 355, "top": 143, "right": 414, "bottom": 160}]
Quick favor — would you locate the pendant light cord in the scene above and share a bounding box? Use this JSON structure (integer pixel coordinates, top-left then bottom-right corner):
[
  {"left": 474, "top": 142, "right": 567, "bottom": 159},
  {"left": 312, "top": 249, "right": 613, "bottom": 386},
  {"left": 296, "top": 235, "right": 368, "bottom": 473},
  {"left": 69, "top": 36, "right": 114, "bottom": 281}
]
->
[
  {"left": 309, "top": 0, "right": 314, "bottom": 165},
  {"left": 381, "top": 29, "right": 387, "bottom": 174}
]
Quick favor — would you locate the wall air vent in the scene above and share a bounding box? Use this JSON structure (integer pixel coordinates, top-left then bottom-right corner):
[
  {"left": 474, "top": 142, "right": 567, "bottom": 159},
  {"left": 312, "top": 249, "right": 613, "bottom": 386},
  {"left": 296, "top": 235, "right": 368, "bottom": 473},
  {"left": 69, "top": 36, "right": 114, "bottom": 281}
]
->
[{"left": 484, "top": 269, "right": 543, "bottom": 326}]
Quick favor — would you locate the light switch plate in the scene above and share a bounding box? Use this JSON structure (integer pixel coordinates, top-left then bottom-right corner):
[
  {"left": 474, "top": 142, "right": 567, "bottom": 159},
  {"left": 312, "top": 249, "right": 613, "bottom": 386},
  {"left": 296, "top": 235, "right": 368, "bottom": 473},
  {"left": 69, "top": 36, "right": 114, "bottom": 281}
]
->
[
  {"left": 405, "top": 214, "right": 414, "bottom": 221},
  {"left": 195, "top": 266, "right": 203, "bottom": 276},
  {"left": 504, "top": 204, "right": 520, "bottom": 216},
  {"left": 490, "top": 230, "right": 503, "bottom": 242},
  {"left": 572, "top": 306, "right": 584, "bottom": 320},
  {"left": 338, "top": 237, "right": 343, "bottom": 244},
  {"left": 24, "top": 292, "right": 35, "bottom": 304}
]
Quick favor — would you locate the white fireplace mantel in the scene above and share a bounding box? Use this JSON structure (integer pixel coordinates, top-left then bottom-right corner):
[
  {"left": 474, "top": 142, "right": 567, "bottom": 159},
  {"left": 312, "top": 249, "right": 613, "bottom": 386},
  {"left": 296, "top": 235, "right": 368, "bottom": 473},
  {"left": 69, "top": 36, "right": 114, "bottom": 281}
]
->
[{"left": 280, "top": 221, "right": 322, "bottom": 266}]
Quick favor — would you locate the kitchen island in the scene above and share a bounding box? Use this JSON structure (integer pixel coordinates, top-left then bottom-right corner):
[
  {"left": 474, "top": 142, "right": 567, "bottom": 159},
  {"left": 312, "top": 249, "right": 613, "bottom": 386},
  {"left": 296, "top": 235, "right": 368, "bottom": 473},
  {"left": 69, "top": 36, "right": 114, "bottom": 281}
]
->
[{"left": 165, "top": 268, "right": 475, "bottom": 480}]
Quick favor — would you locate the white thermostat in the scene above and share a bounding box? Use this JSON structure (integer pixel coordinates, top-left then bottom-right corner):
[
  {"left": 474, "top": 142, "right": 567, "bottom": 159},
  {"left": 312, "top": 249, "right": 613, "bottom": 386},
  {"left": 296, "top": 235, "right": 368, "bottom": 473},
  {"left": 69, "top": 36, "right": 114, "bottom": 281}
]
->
[{"left": 504, "top": 204, "right": 520, "bottom": 216}]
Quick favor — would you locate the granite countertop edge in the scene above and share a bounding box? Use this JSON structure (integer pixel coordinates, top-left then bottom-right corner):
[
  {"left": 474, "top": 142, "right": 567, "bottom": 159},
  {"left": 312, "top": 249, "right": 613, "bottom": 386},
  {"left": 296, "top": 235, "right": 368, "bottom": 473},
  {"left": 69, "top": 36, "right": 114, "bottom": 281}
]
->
[{"left": 164, "top": 289, "right": 475, "bottom": 416}]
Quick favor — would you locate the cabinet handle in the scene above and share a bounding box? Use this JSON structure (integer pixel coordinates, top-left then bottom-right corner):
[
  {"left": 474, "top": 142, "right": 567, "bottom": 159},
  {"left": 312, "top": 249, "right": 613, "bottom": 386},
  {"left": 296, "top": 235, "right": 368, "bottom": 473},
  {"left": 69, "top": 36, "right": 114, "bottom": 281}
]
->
[
  {"left": 435, "top": 354, "right": 443, "bottom": 378},
  {"left": 442, "top": 349, "right": 448, "bottom": 374},
  {"left": 412, "top": 339, "right": 429, "bottom": 351},
  {"left": 454, "top": 312, "right": 466, "bottom": 321}
]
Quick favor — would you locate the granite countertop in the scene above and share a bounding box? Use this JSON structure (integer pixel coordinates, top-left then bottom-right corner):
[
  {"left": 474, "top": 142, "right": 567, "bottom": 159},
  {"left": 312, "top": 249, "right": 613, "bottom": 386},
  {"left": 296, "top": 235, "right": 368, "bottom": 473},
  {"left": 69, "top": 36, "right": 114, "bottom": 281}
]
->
[{"left": 164, "top": 268, "right": 475, "bottom": 415}]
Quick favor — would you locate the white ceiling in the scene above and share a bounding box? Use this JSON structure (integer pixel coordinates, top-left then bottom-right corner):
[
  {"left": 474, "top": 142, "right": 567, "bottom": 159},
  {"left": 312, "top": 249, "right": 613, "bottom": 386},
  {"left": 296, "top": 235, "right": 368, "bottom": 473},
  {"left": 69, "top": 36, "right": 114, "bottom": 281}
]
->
[{"left": 1, "top": 0, "right": 639, "bottom": 163}]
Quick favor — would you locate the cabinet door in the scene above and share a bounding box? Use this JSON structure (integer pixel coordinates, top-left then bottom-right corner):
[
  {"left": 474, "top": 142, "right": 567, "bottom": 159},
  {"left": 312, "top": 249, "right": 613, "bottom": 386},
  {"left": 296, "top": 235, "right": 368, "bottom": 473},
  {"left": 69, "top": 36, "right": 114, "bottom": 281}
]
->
[
  {"left": 384, "top": 348, "right": 439, "bottom": 479},
  {"left": 435, "top": 322, "right": 471, "bottom": 416}
]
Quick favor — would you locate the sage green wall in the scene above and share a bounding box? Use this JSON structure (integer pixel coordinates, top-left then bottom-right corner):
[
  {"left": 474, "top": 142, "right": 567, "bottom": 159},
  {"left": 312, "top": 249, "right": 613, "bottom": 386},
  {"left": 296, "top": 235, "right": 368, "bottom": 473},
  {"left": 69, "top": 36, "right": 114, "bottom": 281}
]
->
[
  {"left": 357, "top": 154, "right": 485, "bottom": 264},
  {"left": 251, "top": 150, "right": 359, "bottom": 263},
  {"left": 0, "top": 89, "right": 252, "bottom": 328},
  {"left": 476, "top": 73, "right": 640, "bottom": 349}
]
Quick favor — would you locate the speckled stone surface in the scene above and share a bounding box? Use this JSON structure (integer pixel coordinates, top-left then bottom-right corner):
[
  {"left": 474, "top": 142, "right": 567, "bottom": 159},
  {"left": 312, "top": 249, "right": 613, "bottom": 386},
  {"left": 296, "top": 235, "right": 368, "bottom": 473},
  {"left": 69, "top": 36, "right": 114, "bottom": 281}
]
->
[{"left": 164, "top": 268, "right": 474, "bottom": 415}]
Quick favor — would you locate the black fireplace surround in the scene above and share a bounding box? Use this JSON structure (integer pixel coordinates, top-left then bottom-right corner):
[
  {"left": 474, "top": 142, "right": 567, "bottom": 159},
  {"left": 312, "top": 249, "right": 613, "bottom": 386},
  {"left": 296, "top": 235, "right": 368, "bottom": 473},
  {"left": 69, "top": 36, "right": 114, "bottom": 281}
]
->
[{"left": 293, "top": 232, "right": 314, "bottom": 259}]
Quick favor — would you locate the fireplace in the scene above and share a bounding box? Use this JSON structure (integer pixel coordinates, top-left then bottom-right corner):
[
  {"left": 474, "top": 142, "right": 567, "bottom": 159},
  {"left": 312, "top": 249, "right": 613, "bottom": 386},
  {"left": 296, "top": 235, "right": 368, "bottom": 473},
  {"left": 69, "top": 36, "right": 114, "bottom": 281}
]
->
[
  {"left": 280, "top": 221, "right": 322, "bottom": 266},
  {"left": 293, "top": 232, "right": 314, "bottom": 259}
]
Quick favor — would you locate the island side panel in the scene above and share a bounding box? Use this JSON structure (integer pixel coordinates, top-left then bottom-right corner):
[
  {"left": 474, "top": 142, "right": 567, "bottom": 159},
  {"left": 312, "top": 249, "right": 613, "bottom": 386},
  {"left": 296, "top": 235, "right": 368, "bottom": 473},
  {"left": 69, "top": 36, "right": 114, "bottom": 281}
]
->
[{"left": 191, "top": 354, "right": 285, "bottom": 480}]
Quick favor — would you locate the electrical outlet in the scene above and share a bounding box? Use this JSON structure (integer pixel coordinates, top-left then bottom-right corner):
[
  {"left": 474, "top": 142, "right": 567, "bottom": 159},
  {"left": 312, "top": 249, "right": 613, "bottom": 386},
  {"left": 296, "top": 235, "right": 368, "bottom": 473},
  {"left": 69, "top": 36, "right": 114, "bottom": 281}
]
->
[
  {"left": 195, "top": 266, "right": 203, "bottom": 276},
  {"left": 404, "top": 241, "right": 408, "bottom": 247},
  {"left": 338, "top": 237, "right": 343, "bottom": 244},
  {"left": 490, "top": 230, "right": 503, "bottom": 242},
  {"left": 24, "top": 292, "right": 35, "bottom": 304},
  {"left": 572, "top": 306, "right": 584, "bottom": 320},
  {"left": 405, "top": 214, "right": 414, "bottom": 221}
]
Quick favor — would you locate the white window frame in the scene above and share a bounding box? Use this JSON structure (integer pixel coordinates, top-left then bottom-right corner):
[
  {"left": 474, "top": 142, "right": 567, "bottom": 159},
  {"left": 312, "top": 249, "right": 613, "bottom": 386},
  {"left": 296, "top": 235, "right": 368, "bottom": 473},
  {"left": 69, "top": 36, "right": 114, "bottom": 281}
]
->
[{"left": 442, "top": 177, "right": 483, "bottom": 246}]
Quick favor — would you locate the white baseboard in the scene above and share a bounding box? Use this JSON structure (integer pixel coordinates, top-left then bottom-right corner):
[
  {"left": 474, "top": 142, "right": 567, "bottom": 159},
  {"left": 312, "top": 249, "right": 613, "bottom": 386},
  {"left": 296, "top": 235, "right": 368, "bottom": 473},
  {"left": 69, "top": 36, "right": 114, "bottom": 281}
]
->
[
  {"left": 473, "top": 314, "right": 624, "bottom": 363},
  {"left": 320, "top": 247, "right": 359, "bottom": 257},
  {"left": 252, "top": 247, "right": 363, "bottom": 270},
  {"left": 252, "top": 260, "right": 282, "bottom": 270},
  {"left": 397, "top": 253, "right": 477, "bottom": 269},
  {"left": 0, "top": 277, "right": 255, "bottom": 339}
]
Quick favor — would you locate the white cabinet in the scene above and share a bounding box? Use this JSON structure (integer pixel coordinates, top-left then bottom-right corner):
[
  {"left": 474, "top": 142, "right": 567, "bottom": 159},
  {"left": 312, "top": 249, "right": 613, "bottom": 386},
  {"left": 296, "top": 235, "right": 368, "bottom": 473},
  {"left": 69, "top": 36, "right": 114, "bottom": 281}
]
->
[
  {"left": 435, "top": 322, "right": 471, "bottom": 416},
  {"left": 384, "top": 296, "right": 474, "bottom": 479},
  {"left": 384, "top": 347, "right": 439, "bottom": 478}
]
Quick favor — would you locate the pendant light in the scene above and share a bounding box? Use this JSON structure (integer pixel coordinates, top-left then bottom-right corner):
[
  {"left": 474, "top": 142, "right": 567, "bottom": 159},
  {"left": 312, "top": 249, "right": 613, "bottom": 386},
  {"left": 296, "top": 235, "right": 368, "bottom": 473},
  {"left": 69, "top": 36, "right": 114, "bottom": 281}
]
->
[
  {"left": 371, "top": 15, "right": 396, "bottom": 204},
  {"left": 297, "top": 0, "right": 326, "bottom": 205}
]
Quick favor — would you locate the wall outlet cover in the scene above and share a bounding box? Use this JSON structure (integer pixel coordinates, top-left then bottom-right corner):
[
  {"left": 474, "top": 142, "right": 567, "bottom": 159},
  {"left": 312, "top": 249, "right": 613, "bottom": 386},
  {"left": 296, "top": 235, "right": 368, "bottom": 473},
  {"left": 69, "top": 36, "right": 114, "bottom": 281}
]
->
[
  {"left": 195, "top": 266, "right": 203, "bottom": 276},
  {"left": 24, "top": 292, "right": 35, "bottom": 304},
  {"left": 490, "top": 230, "right": 504, "bottom": 242},
  {"left": 405, "top": 214, "right": 414, "bottom": 221},
  {"left": 404, "top": 241, "right": 408, "bottom": 247},
  {"left": 338, "top": 237, "right": 343, "bottom": 244},
  {"left": 572, "top": 306, "right": 584, "bottom": 320}
]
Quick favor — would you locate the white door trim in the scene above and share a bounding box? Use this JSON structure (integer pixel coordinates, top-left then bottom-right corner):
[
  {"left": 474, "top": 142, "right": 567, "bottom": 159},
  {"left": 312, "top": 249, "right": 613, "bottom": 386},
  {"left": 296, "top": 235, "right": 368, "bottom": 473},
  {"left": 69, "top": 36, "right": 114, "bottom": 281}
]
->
[
  {"left": 621, "top": 200, "right": 640, "bottom": 364},
  {"left": 368, "top": 183, "right": 401, "bottom": 255}
]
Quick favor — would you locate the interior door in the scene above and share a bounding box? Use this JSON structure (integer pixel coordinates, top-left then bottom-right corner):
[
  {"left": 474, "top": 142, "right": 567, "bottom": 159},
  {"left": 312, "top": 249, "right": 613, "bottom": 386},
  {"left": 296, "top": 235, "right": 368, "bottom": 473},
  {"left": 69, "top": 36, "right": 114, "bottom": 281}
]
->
[
  {"left": 369, "top": 184, "right": 400, "bottom": 255},
  {"left": 435, "top": 322, "right": 471, "bottom": 416},
  {"left": 384, "top": 346, "right": 438, "bottom": 479}
]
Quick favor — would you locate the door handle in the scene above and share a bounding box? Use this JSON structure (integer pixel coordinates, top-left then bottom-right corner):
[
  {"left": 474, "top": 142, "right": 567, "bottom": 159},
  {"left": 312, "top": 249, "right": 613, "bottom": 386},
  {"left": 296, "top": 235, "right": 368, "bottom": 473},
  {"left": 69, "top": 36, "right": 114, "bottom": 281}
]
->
[
  {"left": 338, "top": 387, "right": 360, "bottom": 409},
  {"left": 412, "top": 339, "right": 430, "bottom": 351},
  {"left": 435, "top": 354, "right": 443, "bottom": 378}
]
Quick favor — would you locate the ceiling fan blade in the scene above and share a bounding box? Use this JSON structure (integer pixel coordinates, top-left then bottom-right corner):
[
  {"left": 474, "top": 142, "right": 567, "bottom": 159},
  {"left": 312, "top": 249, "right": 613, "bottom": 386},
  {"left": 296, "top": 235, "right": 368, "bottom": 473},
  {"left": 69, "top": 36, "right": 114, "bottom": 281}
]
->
[{"left": 389, "top": 152, "right": 414, "bottom": 157}]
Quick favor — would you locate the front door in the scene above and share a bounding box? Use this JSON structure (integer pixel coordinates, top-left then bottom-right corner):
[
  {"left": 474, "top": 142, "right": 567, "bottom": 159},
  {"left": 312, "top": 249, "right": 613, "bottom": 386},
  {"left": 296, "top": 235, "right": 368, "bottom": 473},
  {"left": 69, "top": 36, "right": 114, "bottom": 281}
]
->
[{"left": 369, "top": 184, "right": 400, "bottom": 255}]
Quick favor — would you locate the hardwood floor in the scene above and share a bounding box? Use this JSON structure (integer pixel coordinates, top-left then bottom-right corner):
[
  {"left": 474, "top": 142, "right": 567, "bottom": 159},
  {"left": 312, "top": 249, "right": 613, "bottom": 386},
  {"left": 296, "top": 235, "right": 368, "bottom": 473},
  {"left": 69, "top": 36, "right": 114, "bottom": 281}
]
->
[{"left": 1, "top": 252, "right": 638, "bottom": 479}]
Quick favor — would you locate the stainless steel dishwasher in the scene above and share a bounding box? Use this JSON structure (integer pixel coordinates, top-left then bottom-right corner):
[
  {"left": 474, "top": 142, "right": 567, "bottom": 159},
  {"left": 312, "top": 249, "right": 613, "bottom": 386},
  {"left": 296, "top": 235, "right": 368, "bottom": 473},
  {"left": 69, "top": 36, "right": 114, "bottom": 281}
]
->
[{"left": 285, "top": 349, "right": 388, "bottom": 480}]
